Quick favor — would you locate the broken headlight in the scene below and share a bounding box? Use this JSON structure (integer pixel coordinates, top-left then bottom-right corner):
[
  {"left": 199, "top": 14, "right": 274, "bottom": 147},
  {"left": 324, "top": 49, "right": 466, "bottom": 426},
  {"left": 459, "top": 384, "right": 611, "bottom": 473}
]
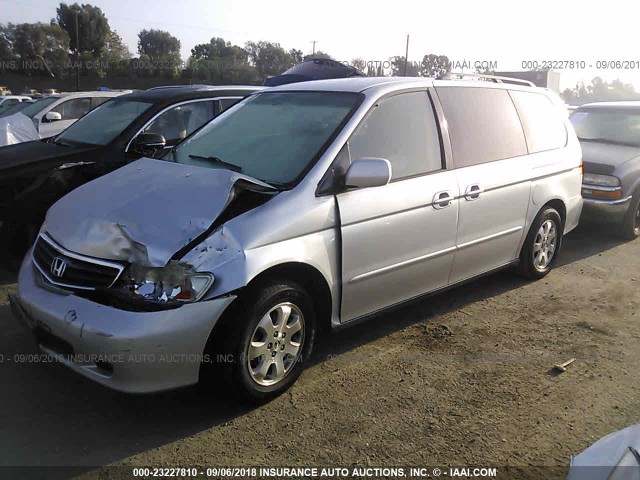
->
[{"left": 121, "top": 262, "right": 214, "bottom": 303}]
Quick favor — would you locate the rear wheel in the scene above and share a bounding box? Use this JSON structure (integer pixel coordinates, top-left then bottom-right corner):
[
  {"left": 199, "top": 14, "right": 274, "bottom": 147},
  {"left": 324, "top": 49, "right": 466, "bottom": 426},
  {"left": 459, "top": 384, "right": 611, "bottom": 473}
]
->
[
  {"left": 203, "top": 279, "right": 316, "bottom": 403},
  {"left": 517, "top": 207, "right": 563, "bottom": 279},
  {"left": 619, "top": 194, "right": 640, "bottom": 240}
]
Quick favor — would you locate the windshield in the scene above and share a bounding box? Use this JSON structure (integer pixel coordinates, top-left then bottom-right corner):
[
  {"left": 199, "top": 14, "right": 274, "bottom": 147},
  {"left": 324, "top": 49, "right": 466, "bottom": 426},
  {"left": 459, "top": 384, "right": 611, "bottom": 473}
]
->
[
  {"left": 56, "top": 98, "right": 153, "bottom": 146},
  {"left": 17, "top": 96, "right": 59, "bottom": 118},
  {"left": 170, "top": 91, "right": 360, "bottom": 186},
  {"left": 0, "top": 101, "right": 29, "bottom": 117},
  {"left": 570, "top": 110, "right": 640, "bottom": 147}
]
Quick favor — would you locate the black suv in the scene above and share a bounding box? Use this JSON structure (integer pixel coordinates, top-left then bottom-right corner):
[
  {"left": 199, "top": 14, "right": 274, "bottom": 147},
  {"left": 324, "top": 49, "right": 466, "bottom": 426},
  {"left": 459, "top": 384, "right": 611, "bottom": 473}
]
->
[{"left": 0, "top": 85, "right": 261, "bottom": 263}]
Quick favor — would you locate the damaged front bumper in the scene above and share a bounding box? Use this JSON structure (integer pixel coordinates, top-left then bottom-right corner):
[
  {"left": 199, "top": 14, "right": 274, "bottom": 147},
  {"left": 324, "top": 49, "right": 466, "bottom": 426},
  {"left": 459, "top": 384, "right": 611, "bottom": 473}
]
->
[{"left": 14, "top": 256, "right": 236, "bottom": 393}]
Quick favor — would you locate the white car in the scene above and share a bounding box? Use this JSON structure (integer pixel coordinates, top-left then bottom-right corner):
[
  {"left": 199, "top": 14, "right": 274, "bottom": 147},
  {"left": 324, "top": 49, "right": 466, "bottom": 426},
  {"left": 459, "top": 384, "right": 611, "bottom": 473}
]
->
[
  {"left": 17, "top": 91, "right": 131, "bottom": 138},
  {"left": 0, "top": 95, "right": 33, "bottom": 115}
]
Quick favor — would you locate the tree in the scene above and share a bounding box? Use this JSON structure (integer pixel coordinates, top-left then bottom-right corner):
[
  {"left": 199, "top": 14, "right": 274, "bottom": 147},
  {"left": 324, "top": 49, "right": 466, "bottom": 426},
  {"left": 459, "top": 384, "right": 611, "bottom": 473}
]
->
[
  {"left": 289, "top": 48, "right": 303, "bottom": 64},
  {"left": 350, "top": 57, "right": 366, "bottom": 72},
  {"left": 419, "top": 54, "right": 451, "bottom": 77},
  {"left": 188, "top": 37, "right": 256, "bottom": 83},
  {"left": 137, "top": 29, "right": 181, "bottom": 58},
  {"left": 0, "top": 24, "right": 17, "bottom": 65},
  {"left": 390, "top": 56, "right": 419, "bottom": 76},
  {"left": 245, "top": 41, "right": 297, "bottom": 80},
  {"left": 102, "top": 29, "right": 130, "bottom": 61},
  {"left": 560, "top": 78, "right": 640, "bottom": 105},
  {"left": 56, "top": 3, "right": 109, "bottom": 56},
  {"left": 303, "top": 50, "right": 332, "bottom": 61},
  {"left": 13, "top": 22, "right": 70, "bottom": 76}
]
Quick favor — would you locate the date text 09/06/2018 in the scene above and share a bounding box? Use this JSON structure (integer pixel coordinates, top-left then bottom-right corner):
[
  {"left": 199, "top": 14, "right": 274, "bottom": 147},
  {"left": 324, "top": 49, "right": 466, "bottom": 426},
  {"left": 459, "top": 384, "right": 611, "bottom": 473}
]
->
[
  {"left": 521, "top": 60, "right": 640, "bottom": 70},
  {"left": 130, "top": 466, "right": 499, "bottom": 478}
]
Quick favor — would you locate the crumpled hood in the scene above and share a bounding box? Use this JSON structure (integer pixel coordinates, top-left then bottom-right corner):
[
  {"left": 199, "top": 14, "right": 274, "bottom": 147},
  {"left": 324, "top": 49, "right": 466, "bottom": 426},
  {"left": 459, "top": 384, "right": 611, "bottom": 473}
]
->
[
  {"left": 45, "top": 158, "right": 276, "bottom": 267},
  {"left": 581, "top": 141, "right": 640, "bottom": 175}
]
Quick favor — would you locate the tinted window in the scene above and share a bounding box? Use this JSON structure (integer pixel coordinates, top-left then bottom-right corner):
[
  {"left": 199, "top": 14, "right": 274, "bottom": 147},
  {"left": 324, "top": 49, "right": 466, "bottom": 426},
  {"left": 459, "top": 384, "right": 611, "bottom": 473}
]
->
[
  {"left": 171, "top": 92, "right": 359, "bottom": 186},
  {"left": 348, "top": 91, "right": 442, "bottom": 179},
  {"left": 18, "top": 97, "right": 58, "bottom": 118},
  {"left": 219, "top": 97, "right": 242, "bottom": 112},
  {"left": 57, "top": 99, "right": 153, "bottom": 146},
  {"left": 92, "top": 96, "right": 111, "bottom": 108},
  {"left": 143, "top": 100, "right": 215, "bottom": 144},
  {"left": 51, "top": 98, "right": 91, "bottom": 120},
  {"left": 510, "top": 91, "right": 567, "bottom": 153},
  {"left": 437, "top": 87, "right": 527, "bottom": 167}
]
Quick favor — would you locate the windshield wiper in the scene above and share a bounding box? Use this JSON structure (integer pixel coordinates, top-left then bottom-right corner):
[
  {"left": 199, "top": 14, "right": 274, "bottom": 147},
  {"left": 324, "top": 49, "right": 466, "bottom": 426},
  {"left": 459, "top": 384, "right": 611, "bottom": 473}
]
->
[
  {"left": 188, "top": 154, "right": 243, "bottom": 172},
  {"left": 578, "top": 137, "right": 640, "bottom": 148}
]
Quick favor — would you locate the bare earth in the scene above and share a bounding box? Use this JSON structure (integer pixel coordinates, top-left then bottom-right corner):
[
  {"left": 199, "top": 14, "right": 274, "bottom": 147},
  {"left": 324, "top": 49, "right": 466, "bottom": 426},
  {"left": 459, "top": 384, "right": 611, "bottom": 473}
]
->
[{"left": 1, "top": 221, "right": 639, "bottom": 480}]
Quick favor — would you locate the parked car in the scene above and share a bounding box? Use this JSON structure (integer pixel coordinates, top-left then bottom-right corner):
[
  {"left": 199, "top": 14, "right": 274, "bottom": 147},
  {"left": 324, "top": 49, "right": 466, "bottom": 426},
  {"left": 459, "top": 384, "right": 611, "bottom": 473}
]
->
[
  {"left": 10, "top": 76, "right": 582, "bottom": 401},
  {"left": 0, "top": 86, "right": 12, "bottom": 95},
  {"left": 570, "top": 101, "right": 640, "bottom": 239},
  {"left": 0, "top": 95, "right": 34, "bottom": 115},
  {"left": 26, "top": 91, "right": 131, "bottom": 138},
  {"left": 0, "top": 85, "right": 261, "bottom": 262},
  {"left": 21, "top": 88, "right": 41, "bottom": 97},
  {"left": 0, "top": 99, "right": 36, "bottom": 118},
  {"left": 42, "top": 88, "right": 61, "bottom": 95}
]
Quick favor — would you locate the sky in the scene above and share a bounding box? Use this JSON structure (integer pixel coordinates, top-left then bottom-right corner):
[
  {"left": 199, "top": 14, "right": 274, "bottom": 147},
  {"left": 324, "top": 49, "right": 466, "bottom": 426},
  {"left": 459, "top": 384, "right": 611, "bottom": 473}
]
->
[{"left": 1, "top": 0, "right": 640, "bottom": 91}]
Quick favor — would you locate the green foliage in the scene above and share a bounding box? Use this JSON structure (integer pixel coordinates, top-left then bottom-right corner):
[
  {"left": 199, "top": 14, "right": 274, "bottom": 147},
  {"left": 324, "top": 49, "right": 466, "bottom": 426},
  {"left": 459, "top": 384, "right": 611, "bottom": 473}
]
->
[
  {"left": 56, "top": 3, "right": 109, "bottom": 55},
  {"left": 390, "top": 56, "right": 419, "bottom": 76},
  {"left": 12, "top": 22, "right": 70, "bottom": 76},
  {"left": 561, "top": 77, "right": 640, "bottom": 105},
  {"left": 245, "top": 41, "right": 298, "bottom": 81},
  {"left": 419, "top": 54, "right": 451, "bottom": 77},
  {"left": 137, "top": 29, "right": 181, "bottom": 58}
]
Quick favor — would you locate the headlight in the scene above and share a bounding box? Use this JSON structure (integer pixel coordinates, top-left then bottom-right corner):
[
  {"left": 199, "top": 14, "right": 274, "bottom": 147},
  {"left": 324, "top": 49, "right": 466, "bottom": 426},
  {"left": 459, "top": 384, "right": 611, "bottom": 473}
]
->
[
  {"left": 121, "top": 262, "right": 214, "bottom": 304},
  {"left": 583, "top": 173, "right": 621, "bottom": 188}
]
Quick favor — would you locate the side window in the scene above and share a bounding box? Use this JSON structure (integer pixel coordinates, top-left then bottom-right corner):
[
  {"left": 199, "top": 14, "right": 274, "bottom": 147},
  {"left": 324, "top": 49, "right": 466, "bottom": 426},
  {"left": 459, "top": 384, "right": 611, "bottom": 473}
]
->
[
  {"left": 348, "top": 91, "right": 443, "bottom": 180},
  {"left": 436, "top": 87, "right": 527, "bottom": 167},
  {"left": 91, "top": 97, "right": 111, "bottom": 109},
  {"left": 216, "top": 97, "right": 242, "bottom": 115},
  {"left": 509, "top": 91, "right": 567, "bottom": 153},
  {"left": 143, "top": 101, "right": 215, "bottom": 144},
  {"left": 51, "top": 98, "right": 92, "bottom": 120}
]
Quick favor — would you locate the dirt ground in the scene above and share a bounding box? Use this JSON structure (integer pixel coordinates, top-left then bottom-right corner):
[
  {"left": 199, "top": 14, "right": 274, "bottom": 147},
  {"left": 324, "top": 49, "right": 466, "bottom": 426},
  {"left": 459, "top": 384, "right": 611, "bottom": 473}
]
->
[{"left": 1, "top": 221, "right": 639, "bottom": 480}]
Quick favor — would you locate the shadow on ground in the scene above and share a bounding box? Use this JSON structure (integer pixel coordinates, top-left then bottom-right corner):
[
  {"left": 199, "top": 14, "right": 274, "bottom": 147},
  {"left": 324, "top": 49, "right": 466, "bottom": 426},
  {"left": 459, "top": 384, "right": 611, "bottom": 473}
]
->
[{"left": 0, "top": 224, "right": 627, "bottom": 479}]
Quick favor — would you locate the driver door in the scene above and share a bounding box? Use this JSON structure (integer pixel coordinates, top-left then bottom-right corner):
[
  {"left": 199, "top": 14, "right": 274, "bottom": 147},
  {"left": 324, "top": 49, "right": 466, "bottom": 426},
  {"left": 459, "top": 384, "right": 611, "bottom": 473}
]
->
[{"left": 337, "top": 91, "right": 459, "bottom": 322}]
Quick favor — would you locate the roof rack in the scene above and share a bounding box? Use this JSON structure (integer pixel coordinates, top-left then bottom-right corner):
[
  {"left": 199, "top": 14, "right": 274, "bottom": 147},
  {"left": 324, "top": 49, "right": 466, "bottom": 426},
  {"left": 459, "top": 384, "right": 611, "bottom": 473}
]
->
[{"left": 437, "top": 72, "right": 536, "bottom": 87}]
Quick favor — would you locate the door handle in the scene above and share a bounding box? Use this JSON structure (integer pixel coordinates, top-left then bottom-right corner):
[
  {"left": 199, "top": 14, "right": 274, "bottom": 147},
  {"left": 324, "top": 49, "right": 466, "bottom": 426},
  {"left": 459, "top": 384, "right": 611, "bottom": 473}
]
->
[
  {"left": 464, "top": 184, "right": 483, "bottom": 201},
  {"left": 433, "top": 190, "right": 454, "bottom": 209}
]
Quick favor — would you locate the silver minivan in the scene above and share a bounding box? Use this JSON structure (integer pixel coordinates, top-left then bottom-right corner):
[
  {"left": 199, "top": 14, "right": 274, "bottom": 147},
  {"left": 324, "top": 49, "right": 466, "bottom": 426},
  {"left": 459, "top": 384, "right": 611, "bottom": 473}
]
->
[{"left": 11, "top": 76, "right": 583, "bottom": 401}]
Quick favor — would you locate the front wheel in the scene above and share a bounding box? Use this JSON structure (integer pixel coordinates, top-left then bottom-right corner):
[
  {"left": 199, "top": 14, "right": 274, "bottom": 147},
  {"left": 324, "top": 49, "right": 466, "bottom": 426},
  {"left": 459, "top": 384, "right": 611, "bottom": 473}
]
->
[
  {"left": 517, "top": 207, "right": 563, "bottom": 279},
  {"left": 206, "top": 280, "right": 316, "bottom": 403}
]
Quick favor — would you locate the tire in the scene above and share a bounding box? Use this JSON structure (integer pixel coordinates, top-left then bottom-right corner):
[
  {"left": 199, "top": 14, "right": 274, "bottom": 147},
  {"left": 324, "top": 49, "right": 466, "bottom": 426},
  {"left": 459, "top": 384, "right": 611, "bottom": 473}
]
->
[
  {"left": 202, "top": 279, "right": 316, "bottom": 403},
  {"left": 619, "top": 194, "right": 640, "bottom": 240},
  {"left": 517, "top": 207, "right": 563, "bottom": 280}
]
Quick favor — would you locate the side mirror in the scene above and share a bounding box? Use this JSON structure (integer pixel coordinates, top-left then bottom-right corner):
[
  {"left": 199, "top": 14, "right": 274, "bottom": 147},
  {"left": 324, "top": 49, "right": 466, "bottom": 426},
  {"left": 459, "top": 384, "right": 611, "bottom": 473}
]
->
[
  {"left": 44, "top": 111, "right": 62, "bottom": 122},
  {"left": 131, "top": 132, "right": 166, "bottom": 155},
  {"left": 344, "top": 158, "right": 392, "bottom": 190}
]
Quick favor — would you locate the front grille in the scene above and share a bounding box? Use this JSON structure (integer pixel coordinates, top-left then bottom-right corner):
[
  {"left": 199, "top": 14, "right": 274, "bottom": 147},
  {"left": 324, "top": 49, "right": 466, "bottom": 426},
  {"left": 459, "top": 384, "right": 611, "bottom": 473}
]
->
[{"left": 32, "top": 234, "right": 125, "bottom": 290}]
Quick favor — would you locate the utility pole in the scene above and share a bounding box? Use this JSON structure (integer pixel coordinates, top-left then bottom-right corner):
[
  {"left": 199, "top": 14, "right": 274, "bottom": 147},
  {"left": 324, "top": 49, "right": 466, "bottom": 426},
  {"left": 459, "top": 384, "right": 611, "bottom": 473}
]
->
[
  {"left": 75, "top": 12, "right": 80, "bottom": 91},
  {"left": 404, "top": 34, "right": 409, "bottom": 76},
  {"left": 311, "top": 40, "right": 317, "bottom": 55}
]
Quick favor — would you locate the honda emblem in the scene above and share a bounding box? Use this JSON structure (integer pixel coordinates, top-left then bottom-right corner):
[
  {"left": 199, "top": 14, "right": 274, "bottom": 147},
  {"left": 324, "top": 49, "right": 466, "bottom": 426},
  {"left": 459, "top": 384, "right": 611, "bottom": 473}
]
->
[{"left": 51, "top": 256, "right": 67, "bottom": 277}]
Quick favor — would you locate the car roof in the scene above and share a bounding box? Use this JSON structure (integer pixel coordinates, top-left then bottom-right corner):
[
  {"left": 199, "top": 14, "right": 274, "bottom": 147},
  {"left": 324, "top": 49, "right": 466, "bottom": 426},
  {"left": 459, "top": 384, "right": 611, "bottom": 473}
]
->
[
  {"left": 578, "top": 101, "right": 640, "bottom": 110},
  {"left": 124, "top": 85, "right": 264, "bottom": 102},
  {"left": 266, "top": 76, "right": 549, "bottom": 96}
]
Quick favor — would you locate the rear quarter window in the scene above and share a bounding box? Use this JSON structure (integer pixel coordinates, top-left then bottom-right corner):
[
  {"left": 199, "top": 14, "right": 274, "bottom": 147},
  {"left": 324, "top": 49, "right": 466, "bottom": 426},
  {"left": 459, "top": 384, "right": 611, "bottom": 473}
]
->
[
  {"left": 436, "top": 86, "right": 527, "bottom": 168},
  {"left": 509, "top": 90, "right": 567, "bottom": 153}
]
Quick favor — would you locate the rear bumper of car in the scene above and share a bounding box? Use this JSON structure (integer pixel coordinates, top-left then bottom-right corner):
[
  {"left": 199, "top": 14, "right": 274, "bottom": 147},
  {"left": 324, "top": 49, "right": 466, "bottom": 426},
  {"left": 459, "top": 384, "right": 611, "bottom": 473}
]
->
[{"left": 13, "top": 255, "right": 236, "bottom": 393}]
